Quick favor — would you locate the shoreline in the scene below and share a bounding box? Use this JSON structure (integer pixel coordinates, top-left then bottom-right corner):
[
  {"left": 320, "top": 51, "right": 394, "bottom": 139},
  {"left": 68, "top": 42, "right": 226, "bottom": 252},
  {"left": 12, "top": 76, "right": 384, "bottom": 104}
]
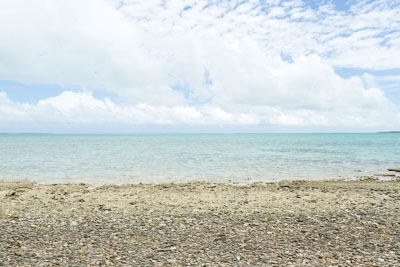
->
[
  {"left": 1, "top": 178, "right": 399, "bottom": 265},
  {"left": 1, "top": 171, "right": 399, "bottom": 186}
]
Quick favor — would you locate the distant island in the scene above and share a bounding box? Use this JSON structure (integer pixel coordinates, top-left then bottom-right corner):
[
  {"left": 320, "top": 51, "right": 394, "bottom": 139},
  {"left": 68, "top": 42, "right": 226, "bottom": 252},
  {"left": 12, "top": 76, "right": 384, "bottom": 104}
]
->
[{"left": 378, "top": 131, "right": 400, "bottom": 133}]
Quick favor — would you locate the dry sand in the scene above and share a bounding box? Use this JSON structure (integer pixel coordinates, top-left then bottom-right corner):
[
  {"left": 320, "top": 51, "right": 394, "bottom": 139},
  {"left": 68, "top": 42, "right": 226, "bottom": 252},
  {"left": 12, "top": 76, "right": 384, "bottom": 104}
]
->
[{"left": 1, "top": 178, "right": 399, "bottom": 266}]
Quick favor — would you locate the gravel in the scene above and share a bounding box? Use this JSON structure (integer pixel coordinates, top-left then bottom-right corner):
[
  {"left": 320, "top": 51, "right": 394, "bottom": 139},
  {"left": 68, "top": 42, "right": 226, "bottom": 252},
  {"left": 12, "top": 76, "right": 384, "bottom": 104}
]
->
[{"left": 1, "top": 178, "right": 399, "bottom": 266}]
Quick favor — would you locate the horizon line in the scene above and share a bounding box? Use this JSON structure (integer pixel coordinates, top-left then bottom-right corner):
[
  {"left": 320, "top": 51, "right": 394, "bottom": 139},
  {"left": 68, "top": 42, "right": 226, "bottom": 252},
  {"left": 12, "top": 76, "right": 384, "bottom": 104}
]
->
[{"left": 1, "top": 132, "right": 398, "bottom": 135}]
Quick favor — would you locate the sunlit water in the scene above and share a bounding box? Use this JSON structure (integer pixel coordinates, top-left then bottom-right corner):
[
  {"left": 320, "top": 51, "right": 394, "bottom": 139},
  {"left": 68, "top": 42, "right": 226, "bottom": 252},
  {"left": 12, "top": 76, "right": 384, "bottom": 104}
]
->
[{"left": 0, "top": 133, "right": 399, "bottom": 184}]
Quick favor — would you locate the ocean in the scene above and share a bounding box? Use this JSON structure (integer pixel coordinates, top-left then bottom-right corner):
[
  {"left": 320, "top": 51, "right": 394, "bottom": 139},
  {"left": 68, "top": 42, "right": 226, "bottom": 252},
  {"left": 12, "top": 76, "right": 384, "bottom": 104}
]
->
[{"left": 0, "top": 133, "right": 399, "bottom": 184}]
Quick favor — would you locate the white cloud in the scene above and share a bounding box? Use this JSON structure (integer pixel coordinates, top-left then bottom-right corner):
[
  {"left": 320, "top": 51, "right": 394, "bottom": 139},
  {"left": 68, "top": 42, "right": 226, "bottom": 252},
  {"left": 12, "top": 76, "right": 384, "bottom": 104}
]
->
[
  {"left": 1, "top": 90, "right": 399, "bottom": 130},
  {"left": 0, "top": 0, "right": 400, "bottom": 131}
]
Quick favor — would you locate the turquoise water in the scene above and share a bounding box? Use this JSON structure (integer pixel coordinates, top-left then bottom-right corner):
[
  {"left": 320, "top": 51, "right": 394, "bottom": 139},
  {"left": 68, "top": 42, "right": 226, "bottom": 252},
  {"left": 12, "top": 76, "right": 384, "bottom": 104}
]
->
[{"left": 0, "top": 133, "right": 399, "bottom": 184}]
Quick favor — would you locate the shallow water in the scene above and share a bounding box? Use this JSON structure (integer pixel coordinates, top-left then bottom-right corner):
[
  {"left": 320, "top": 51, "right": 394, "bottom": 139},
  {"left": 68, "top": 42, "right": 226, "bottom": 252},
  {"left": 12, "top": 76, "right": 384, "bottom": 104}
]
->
[{"left": 0, "top": 133, "right": 399, "bottom": 184}]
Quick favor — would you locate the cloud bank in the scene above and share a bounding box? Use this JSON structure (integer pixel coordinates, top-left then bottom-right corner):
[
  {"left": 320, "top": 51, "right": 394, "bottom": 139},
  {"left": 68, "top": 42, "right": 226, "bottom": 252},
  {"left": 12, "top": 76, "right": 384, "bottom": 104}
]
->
[{"left": 0, "top": 0, "right": 399, "bottom": 131}]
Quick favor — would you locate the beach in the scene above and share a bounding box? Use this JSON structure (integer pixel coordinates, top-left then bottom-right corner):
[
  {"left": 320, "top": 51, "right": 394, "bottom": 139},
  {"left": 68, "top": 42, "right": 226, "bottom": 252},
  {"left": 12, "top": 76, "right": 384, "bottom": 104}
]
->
[
  {"left": 1, "top": 178, "right": 399, "bottom": 266},
  {"left": 2, "top": 0, "right": 400, "bottom": 265}
]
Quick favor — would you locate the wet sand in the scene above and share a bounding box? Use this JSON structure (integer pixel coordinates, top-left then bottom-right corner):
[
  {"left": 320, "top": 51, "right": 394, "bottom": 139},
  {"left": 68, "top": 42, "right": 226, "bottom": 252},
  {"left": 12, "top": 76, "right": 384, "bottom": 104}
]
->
[{"left": 1, "top": 178, "right": 399, "bottom": 265}]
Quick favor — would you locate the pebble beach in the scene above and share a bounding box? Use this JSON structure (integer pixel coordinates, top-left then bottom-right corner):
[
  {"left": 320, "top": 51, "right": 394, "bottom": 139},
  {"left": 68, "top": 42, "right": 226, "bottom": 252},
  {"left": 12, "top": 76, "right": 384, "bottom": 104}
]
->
[{"left": 1, "top": 178, "right": 399, "bottom": 266}]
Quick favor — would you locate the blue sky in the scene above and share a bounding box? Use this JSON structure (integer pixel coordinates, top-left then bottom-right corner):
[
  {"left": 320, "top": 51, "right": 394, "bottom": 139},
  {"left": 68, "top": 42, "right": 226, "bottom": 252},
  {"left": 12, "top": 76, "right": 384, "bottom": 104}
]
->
[
  {"left": 0, "top": 80, "right": 118, "bottom": 104},
  {"left": 0, "top": 0, "right": 399, "bottom": 132}
]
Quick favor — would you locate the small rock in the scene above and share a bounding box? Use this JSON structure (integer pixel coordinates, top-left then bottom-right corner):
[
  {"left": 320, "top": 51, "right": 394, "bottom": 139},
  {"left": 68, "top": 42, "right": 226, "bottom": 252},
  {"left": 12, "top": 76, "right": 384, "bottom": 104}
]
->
[
  {"left": 5, "top": 191, "right": 17, "bottom": 198},
  {"left": 375, "top": 173, "right": 395, "bottom": 177}
]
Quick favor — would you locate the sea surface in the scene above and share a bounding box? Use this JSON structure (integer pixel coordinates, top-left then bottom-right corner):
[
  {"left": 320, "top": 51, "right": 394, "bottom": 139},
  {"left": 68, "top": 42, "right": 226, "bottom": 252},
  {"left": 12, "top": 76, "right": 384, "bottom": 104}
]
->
[{"left": 0, "top": 133, "right": 399, "bottom": 184}]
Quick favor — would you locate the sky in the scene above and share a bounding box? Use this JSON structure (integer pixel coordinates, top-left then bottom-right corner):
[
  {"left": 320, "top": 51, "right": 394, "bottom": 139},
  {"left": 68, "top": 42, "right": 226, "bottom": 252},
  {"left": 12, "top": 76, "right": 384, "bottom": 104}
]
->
[{"left": 0, "top": 0, "right": 400, "bottom": 133}]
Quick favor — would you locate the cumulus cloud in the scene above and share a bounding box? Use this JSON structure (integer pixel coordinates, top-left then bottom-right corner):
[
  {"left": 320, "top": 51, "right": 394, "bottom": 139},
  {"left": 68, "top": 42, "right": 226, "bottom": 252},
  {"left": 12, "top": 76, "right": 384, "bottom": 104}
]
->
[
  {"left": 1, "top": 90, "right": 399, "bottom": 130},
  {"left": 0, "top": 0, "right": 399, "bottom": 131}
]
